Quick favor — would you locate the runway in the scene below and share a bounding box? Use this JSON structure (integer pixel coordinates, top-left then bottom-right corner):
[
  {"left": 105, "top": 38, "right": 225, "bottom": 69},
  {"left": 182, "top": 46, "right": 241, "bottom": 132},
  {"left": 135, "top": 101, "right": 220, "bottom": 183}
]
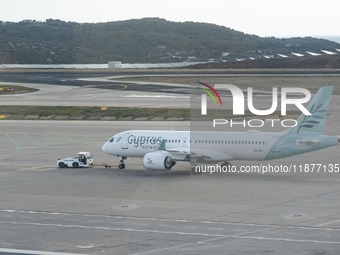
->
[
  {"left": 0, "top": 71, "right": 191, "bottom": 108},
  {"left": 0, "top": 70, "right": 340, "bottom": 108},
  {"left": 0, "top": 80, "right": 190, "bottom": 108},
  {"left": 1, "top": 121, "right": 340, "bottom": 254}
]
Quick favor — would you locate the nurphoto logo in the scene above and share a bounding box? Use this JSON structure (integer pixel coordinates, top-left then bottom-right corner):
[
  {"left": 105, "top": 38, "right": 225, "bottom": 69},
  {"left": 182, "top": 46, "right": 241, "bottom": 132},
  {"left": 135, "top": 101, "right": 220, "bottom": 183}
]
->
[{"left": 199, "top": 83, "right": 312, "bottom": 128}]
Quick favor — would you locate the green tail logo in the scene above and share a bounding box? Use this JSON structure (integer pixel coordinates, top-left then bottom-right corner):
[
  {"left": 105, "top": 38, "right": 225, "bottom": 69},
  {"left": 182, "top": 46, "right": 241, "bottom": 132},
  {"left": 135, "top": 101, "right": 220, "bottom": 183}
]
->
[{"left": 289, "top": 86, "right": 333, "bottom": 135}]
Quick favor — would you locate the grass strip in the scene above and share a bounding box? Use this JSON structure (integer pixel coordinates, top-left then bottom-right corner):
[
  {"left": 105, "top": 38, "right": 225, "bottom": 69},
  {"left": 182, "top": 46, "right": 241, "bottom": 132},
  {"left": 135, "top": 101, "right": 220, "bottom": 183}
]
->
[
  {"left": 0, "top": 106, "right": 190, "bottom": 120},
  {"left": 0, "top": 106, "right": 297, "bottom": 121}
]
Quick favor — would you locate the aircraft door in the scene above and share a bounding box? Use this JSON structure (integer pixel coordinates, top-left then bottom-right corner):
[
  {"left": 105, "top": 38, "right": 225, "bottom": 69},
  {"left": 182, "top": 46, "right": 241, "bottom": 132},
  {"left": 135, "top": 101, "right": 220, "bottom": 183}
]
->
[
  {"left": 120, "top": 133, "right": 129, "bottom": 149},
  {"left": 270, "top": 135, "right": 280, "bottom": 153}
]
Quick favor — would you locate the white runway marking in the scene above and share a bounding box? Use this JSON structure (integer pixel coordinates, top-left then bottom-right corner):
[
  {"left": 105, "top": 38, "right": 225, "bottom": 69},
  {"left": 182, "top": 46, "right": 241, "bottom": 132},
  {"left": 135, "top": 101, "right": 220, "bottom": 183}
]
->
[
  {"left": 1, "top": 209, "right": 340, "bottom": 247},
  {"left": 0, "top": 248, "right": 87, "bottom": 255},
  {"left": 235, "top": 235, "right": 340, "bottom": 244},
  {"left": 2, "top": 209, "right": 340, "bottom": 231},
  {"left": 315, "top": 219, "right": 340, "bottom": 227},
  {"left": 0, "top": 220, "right": 225, "bottom": 238}
]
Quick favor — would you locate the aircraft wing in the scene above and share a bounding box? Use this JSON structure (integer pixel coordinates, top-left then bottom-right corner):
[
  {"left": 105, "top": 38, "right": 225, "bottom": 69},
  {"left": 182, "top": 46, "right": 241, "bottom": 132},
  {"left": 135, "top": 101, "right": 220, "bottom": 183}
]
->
[
  {"left": 190, "top": 147, "right": 234, "bottom": 162},
  {"left": 162, "top": 147, "right": 190, "bottom": 161},
  {"left": 166, "top": 147, "right": 190, "bottom": 154},
  {"left": 158, "top": 140, "right": 234, "bottom": 162},
  {"left": 167, "top": 147, "right": 233, "bottom": 162}
]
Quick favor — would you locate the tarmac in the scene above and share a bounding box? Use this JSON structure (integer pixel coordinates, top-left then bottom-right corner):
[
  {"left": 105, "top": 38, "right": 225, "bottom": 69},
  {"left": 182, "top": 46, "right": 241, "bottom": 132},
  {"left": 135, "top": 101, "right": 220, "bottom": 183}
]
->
[
  {"left": 0, "top": 70, "right": 340, "bottom": 254},
  {"left": 0, "top": 120, "right": 340, "bottom": 255}
]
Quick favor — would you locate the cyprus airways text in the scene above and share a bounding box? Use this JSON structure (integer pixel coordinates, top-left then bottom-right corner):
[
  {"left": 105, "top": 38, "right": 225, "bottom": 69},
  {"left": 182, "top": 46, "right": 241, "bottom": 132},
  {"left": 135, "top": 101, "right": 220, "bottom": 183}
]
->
[{"left": 128, "top": 135, "right": 162, "bottom": 147}]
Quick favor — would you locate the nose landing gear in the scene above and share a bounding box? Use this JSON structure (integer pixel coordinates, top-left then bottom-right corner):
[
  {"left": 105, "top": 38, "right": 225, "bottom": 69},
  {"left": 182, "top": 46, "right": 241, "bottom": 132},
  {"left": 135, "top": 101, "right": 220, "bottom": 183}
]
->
[{"left": 118, "top": 156, "right": 126, "bottom": 169}]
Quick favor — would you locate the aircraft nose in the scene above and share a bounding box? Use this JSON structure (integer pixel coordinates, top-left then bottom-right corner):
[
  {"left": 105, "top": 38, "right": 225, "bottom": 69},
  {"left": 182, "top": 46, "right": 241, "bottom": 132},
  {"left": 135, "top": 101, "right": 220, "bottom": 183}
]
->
[{"left": 102, "top": 142, "right": 109, "bottom": 153}]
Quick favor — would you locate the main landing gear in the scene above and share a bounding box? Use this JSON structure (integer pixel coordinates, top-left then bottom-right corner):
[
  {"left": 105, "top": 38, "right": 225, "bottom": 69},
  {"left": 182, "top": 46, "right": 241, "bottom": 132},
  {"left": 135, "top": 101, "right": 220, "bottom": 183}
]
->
[
  {"left": 118, "top": 156, "right": 126, "bottom": 169},
  {"left": 221, "top": 162, "right": 232, "bottom": 169}
]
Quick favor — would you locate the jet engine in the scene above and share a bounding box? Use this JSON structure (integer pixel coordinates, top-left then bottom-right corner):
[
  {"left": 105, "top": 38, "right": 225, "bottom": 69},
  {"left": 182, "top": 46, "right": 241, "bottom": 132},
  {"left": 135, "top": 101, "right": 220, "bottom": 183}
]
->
[{"left": 143, "top": 151, "right": 176, "bottom": 171}]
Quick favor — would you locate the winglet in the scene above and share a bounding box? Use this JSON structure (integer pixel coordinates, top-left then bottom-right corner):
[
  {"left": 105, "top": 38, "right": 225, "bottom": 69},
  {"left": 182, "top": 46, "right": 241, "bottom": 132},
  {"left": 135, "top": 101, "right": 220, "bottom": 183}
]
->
[{"left": 157, "top": 139, "right": 166, "bottom": 151}]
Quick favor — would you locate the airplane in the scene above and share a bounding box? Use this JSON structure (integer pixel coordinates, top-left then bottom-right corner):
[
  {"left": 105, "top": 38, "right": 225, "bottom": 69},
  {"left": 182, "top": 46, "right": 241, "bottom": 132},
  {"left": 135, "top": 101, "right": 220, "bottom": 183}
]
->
[{"left": 102, "top": 86, "right": 339, "bottom": 173}]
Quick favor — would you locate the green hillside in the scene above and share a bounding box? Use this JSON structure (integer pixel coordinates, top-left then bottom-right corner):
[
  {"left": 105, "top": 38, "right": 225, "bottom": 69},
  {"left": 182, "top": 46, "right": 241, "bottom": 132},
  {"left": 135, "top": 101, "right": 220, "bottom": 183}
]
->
[{"left": 0, "top": 18, "right": 339, "bottom": 64}]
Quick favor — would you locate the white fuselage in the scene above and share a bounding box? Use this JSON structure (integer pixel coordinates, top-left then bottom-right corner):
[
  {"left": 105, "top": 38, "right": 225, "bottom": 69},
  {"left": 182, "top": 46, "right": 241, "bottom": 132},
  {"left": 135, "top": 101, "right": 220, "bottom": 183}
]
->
[{"left": 102, "top": 130, "right": 282, "bottom": 162}]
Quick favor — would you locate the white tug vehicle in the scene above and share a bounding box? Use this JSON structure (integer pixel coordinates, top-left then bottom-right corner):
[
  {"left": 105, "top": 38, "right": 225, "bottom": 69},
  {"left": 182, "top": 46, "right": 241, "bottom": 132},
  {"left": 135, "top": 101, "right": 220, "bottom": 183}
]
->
[{"left": 57, "top": 152, "right": 94, "bottom": 168}]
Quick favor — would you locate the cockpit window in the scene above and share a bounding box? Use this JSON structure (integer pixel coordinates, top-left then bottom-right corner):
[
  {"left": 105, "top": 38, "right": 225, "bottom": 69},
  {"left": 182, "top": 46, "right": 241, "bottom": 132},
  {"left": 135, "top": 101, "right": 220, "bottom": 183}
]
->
[
  {"left": 109, "top": 138, "right": 114, "bottom": 143},
  {"left": 116, "top": 137, "right": 122, "bottom": 142}
]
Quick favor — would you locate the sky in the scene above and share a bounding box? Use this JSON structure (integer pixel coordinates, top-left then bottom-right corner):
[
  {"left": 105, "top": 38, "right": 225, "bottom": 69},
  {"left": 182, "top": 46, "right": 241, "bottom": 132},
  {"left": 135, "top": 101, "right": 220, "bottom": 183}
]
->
[{"left": 1, "top": 0, "right": 339, "bottom": 38}]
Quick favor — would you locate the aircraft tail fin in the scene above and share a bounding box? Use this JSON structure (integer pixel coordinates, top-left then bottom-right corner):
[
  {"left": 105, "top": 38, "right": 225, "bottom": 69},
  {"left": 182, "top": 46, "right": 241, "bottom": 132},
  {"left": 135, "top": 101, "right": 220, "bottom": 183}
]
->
[{"left": 288, "top": 86, "right": 333, "bottom": 135}]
